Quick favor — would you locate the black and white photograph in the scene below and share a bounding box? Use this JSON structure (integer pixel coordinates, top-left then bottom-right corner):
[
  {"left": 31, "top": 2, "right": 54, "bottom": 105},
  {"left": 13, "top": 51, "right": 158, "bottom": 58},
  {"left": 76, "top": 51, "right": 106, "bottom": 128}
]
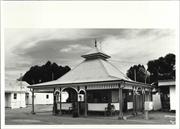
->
[
  {"left": 4, "top": 28, "right": 177, "bottom": 124},
  {"left": 1, "top": 1, "right": 179, "bottom": 129}
]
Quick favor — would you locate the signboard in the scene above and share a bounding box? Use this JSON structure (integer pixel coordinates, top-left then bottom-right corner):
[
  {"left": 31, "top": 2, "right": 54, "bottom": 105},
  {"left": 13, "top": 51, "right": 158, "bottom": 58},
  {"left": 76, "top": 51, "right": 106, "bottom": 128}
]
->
[
  {"left": 144, "top": 101, "right": 153, "bottom": 111},
  {"left": 127, "top": 102, "right": 133, "bottom": 109},
  {"left": 78, "top": 94, "right": 84, "bottom": 102}
]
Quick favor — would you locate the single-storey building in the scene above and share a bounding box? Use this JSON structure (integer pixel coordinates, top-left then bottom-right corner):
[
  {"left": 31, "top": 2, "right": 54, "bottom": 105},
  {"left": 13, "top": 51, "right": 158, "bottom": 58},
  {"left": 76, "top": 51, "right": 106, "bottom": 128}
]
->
[
  {"left": 28, "top": 43, "right": 154, "bottom": 119},
  {"left": 158, "top": 80, "right": 176, "bottom": 111},
  {"left": 5, "top": 81, "right": 28, "bottom": 108},
  {"left": 5, "top": 80, "right": 53, "bottom": 108}
]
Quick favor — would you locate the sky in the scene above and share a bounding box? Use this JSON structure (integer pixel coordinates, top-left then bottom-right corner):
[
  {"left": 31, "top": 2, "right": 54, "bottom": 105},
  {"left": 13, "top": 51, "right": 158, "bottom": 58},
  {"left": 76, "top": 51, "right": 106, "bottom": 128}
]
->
[{"left": 5, "top": 29, "right": 176, "bottom": 84}]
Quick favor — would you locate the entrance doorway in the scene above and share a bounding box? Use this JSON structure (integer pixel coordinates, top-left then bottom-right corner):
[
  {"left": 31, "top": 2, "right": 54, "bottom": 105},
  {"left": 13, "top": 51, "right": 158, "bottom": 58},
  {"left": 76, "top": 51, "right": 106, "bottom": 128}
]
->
[
  {"left": 62, "top": 87, "right": 78, "bottom": 117},
  {"left": 78, "top": 90, "right": 85, "bottom": 115}
]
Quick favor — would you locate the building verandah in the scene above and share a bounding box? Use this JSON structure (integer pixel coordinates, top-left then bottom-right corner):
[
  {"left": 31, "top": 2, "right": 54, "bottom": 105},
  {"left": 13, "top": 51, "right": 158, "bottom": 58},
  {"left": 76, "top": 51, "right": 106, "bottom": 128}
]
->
[{"left": 29, "top": 80, "right": 152, "bottom": 119}]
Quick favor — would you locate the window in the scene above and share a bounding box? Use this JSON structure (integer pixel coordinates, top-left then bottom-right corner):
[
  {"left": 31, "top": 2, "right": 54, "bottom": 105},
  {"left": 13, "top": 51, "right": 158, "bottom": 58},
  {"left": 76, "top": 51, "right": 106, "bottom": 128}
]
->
[
  {"left": 14, "top": 93, "right": 17, "bottom": 99},
  {"left": 87, "top": 90, "right": 111, "bottom": 103},
  {"left": 46, "top": 95, "right": 49, "bottom": 99}
]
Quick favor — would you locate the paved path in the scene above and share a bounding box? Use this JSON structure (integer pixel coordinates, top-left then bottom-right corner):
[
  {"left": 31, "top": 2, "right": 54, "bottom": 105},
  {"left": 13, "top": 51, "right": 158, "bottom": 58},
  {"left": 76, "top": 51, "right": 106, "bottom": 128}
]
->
[{"left": 5, "top": 105, "right": 176, "bottom": 125}]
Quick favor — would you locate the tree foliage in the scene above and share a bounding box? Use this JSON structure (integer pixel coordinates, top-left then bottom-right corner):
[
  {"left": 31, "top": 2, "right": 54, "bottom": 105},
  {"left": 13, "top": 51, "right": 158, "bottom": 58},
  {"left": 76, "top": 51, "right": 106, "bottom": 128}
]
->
[
  {"left": 147, "top": 53, "right": 175, "bottom": 83},
  {"left": 22, "top": 61, "right": 71, "bottom": 85},
  {"left": 126, "top": 64, "right": 150, "bottom": 83}
]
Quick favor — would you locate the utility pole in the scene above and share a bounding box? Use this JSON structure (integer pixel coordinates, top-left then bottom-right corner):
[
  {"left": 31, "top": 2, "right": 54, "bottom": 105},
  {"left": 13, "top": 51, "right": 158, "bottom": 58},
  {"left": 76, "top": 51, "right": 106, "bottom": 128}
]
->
[
  {"left": 52, "top": 72, "right": 54, "bottom": 81},
  {"left": 145, "top": 70, "right": 147, "bottom": 84},
  {"left": 20, "top": 73, "right": 23, "bottom": 108},
  {"left": 134, "top": 69, "right": 136, "bottom": 81},
  {"left": 20, "top": 73, "right": 22, "bottom": 89}
]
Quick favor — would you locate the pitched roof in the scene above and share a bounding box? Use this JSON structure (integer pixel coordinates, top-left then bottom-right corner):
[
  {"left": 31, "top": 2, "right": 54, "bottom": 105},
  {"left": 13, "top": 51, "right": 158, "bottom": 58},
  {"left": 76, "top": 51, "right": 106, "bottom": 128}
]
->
[
  {"left": 5, "top": 80, "right": 30, "bottom": 93},
  {"left": 81, "top": 47, "right": 110, "bottom": 60},
  {"left": 158, "top": 80, "right": 175, "bottom": 87},
  {"left": 31, "top": 47, "right": 132, "bottom": 87}
]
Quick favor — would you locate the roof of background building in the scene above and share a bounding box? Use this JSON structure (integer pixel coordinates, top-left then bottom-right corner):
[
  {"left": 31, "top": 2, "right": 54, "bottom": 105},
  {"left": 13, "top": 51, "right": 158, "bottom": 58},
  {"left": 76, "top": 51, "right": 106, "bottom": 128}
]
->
[
  {"left": 5, "top": 80, "right": 30, "bottom": 93},
  {"left": 158, "top": 80, "right": 175, "bottom": 87}
]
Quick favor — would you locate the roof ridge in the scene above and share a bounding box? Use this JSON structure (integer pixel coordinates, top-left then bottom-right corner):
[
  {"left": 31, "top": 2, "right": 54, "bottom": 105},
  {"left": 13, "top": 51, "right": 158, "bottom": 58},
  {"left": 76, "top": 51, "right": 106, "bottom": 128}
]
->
[
  {"left": 106, "top": 60, "right": 132, "bottom": 81},
  {"left": 98, "top": 59, "right": 121, "bottom": 80},
  {"left": 57, "top": 60, "right": 85, "bottom": 80},
  {"left": 35, "top": 60, "right": 86, "bottom": 86},
  {"left": 98, "top": 59, "right": 110, "bottom": 76}
]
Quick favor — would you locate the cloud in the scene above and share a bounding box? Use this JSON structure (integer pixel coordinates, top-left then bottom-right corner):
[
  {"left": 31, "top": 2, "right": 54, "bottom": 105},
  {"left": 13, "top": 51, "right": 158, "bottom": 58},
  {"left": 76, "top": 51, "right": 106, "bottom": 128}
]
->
[
  {"left": 102, "top": 29, "right": 175, "bottom": 64},
  {"left": 5, "top": 29, "right": 176, "bottom": 83},
  {"left": 13, "top": 38, "right": 93, "bottom": 63},
  {"left": 60, "top": 44, "right": 90, "bottom": 53}
]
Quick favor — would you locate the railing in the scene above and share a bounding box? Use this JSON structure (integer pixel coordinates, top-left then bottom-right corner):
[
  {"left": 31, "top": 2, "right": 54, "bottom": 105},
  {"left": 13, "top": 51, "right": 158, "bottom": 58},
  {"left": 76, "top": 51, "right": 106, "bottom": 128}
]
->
[
  {"left": 61, "top": 102, "right": 133, "bottom": 111},
  {"left": 61, "top": 103, "right": 72, "bottom": 110}
]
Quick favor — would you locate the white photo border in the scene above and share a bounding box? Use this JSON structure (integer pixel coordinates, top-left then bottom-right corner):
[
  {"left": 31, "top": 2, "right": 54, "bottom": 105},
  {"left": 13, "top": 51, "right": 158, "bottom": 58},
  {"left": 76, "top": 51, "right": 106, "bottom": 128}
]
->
[{"left": 1, "top": 1, "right": 179, "bottom": 129}]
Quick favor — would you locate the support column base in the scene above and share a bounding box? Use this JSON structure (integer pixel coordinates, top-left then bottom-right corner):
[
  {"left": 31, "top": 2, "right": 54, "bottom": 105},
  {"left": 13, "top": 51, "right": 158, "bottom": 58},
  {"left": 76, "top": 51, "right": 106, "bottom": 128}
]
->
[
  {"left": 142, "top": 110, "right": 145, "bottom": 114},
  {"left": 59, "top": 111, "right": 62, "bottom": 116},
  {"left": 118, "top": 116, "right": 123, "bottom": 120},
  {"left": 118, "top": 112, "right": 123, "bottom": 120},
  {"left": 144, "top": 111, "right": 149, "bottom": 120},
  {"left": 132, "top": 112, "right": 137, "bottom": 116},
  {"left": 31, "top": 112, "right": 36, "bottom": 115}
]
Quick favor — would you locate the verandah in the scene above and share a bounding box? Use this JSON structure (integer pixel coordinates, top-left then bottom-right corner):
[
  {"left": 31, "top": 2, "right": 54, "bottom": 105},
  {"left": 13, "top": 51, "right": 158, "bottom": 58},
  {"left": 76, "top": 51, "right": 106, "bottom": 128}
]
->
[{"left": 29, "top": 80, "right": 152, "bottom": 119}]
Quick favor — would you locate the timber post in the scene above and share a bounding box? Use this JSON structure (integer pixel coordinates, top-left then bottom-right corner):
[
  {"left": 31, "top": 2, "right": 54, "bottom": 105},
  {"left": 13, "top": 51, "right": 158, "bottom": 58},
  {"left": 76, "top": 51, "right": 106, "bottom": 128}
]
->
[
  {"left": 31, "top": 89, "right": 35, "bottom": 114},
  {"left": 59, "top": 87, "right": 62, "bottom": 115},
  {"left": 53, "top": 88, "right": 58, "bottom": 115},
  {"left": 118, "top": 83, "right": 123, "bottom": 120},
  {"left": 84, "top": 86, "right": 88, "bottom": 117},
  {"left": 142, "top": 88, "right": 145, "bottom": 113},
  {"left": 135, "top": 89, "right": 137, "bottom": 115},
  {"left": 77, "top": 86, "right": 80, "bottom": 117},
  {"left": 132, "top": 87, "right": 136, "bottom": 116},
  {"left": 150, "top": 88, "right": 153, "bottom": 101}
]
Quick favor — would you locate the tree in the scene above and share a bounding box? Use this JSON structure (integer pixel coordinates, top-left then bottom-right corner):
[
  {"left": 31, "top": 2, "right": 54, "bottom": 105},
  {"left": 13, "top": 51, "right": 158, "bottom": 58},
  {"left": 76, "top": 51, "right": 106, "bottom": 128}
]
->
[
  {"left": 22, "top": 61, "right": 71, "bottom": 85},
  {"left": 147, "top": 53, "right": 175, "bottom": 83},
  {"left": 126, "top": 64, "right": 150, "bottom": 83}
]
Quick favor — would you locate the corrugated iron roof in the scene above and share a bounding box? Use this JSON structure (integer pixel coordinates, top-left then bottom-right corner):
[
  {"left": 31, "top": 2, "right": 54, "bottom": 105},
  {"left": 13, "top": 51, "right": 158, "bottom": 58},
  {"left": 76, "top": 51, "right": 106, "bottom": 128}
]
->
[
  {"left": 81, "top": 47, "right": 110, "bottom": 60},
  {"left": 5, "top": 80, "right": 30, "bottom": 93},
  {"left": 30, "top": 47, "right": 134, "bottom": 87},
  {"left": 158, "top": 80, "right": 175, "bottom": 87}
]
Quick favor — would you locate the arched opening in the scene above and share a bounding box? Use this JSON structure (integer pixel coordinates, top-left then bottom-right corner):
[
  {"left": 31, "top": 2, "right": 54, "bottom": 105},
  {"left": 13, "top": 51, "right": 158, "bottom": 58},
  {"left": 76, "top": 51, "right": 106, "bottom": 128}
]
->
[
  {"left": 62, "top": 87, "right": 78, "bottom": 102},
  {"left": 54, "top": 90, "right": 60, "bottom": 103},
  {"left": 61, "top": 87, "right": 79, "bottom": 117},
  {"left": 53, "top": 90, "right": 60, "bottom": 115}
]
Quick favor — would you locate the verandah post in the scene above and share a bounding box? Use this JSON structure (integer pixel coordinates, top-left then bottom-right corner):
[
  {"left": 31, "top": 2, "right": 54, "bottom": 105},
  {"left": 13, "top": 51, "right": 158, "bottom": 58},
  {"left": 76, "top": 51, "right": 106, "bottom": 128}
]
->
[
  {"left": 53, "top": 88, "right": 57, "bottom": 115},
  {"left": 150, "top": 88, "right": 153, "bottom": 101},
  {"left": 59, "top": 87, "right": 62, "bottom": 115},
  {"left": 133, "top": 86, "right": 136, "bottom": 116},
  {"left": 135, "top": 90, "right": 137, "bottom": 115},
  {"left": 84, "top": 86, "right": 87, "bottom": 117},
  {"left": 142, "top": 88, "right": 145, "bottom": 113},
  {"left": 31, "top": 89, "right": 35, "bottom": 114},
  {"left": 118, "top": 83, "right": 123, "bottom": 120},
  {"left": 77, "top": 86, "right": 80, "bottom": 117}
]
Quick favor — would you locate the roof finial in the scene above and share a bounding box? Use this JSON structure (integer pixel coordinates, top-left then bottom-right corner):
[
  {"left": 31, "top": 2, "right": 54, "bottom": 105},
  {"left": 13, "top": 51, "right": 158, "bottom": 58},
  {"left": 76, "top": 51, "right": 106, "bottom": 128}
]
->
[{"left": 95, "top": 39, "right": 97, "bottom": 48}]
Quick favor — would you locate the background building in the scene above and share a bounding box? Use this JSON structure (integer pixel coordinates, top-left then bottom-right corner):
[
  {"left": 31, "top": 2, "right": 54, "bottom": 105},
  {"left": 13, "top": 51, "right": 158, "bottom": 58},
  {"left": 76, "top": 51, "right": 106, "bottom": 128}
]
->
[
  {"left": 5, "top": 80, "right": 53, "bottom": 109},
  {"left": 5, "top": 81, "right": 28, "bottom": 108},
  {"left": 158, "top": 80, "right": 175, "bottom": 111}
]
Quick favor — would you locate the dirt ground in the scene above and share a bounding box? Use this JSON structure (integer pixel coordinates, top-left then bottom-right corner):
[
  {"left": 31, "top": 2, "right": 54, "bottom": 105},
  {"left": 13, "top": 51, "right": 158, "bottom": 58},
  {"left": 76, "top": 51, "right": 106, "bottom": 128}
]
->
[{"left": 5, "top": 104, "right": 176, "bottom": 125}]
